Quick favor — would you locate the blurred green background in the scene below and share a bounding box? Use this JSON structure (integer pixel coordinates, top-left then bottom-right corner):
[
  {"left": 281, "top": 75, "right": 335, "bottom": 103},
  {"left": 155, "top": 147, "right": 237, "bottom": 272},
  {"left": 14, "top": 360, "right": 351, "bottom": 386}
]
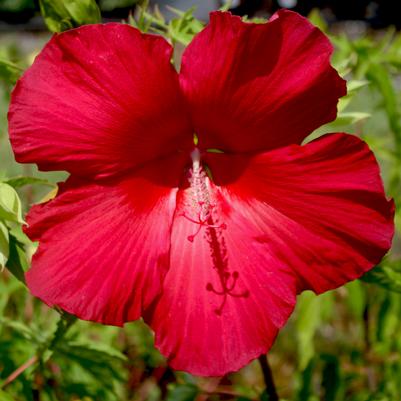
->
[{"left": 1, "top": 1, "right": 401, "bottom": 400}]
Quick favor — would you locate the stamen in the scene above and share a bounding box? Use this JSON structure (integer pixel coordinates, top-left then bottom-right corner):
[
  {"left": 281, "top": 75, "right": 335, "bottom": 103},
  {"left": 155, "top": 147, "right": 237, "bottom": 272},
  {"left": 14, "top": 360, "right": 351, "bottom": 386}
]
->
[
  {"left": 182, "top": 209, "right": 227, "bottom": 242},
  {"left": 181, "top": 147, "right": 249, "bottom": 315}
]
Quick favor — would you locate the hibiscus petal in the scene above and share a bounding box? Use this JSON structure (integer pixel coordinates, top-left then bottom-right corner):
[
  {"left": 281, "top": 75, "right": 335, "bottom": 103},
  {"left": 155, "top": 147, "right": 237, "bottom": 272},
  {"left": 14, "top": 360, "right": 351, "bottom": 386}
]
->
[
  {"left": 205, "top": 133, "right": 395, "bottom": 293},
  {"left": 179, "top": 10, "right": 346, "bottom": 153},
  {"left": 25, "top": 157, "right": 184, "bottom": 325},
  {"left": 149, "top": 133, "right": 393, "bottom": 376},
  {"left": 148, "top": 176, "right": 297, "bottom": 376},
  {"left": 9, "top": 24, "right": 192, "bottom": 179}
]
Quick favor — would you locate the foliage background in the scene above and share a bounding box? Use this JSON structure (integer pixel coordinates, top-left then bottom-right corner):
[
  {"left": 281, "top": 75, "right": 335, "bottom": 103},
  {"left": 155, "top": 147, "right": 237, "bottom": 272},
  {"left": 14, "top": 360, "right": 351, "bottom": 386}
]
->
[{"left": 0, "top": 1, "right": 401, "bottom": 400}]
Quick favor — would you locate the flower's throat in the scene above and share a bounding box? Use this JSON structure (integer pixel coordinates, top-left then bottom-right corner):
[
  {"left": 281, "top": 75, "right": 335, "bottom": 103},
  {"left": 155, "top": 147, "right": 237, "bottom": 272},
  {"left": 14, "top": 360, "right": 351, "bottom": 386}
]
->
[
  {"left": 181, "top": 148, "right": 226, "bottom": 241},
  {"left": 180, "top": 148, "right": 249, "bottom": 315}
]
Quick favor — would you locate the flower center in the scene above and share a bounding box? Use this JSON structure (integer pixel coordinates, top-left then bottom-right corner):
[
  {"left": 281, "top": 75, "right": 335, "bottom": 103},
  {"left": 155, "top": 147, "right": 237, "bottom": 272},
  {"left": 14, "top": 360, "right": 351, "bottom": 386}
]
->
[
  {"left": 179, "top": 147, "right": 249, "bottom": 315},
  {"left": 180, "top": 148, "right": 226, "bottom": 242}
]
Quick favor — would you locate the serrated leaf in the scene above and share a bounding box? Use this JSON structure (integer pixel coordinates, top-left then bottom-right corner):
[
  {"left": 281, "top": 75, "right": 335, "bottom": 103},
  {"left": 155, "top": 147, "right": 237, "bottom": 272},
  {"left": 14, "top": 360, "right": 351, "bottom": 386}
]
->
[
  {"left": 0, "top": 221, "right": 9, "bottom": 268},
  {"left": 5, "top": 176, "right": 54, "bottom": 189},
  {"left": 0, "top": 183, "right": 24, "bottom": 224}
]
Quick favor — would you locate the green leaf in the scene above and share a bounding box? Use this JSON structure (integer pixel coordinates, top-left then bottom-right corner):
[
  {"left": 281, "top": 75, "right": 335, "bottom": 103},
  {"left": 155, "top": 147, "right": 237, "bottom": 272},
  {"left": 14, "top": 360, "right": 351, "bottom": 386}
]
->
[
  {"left": 166, "top": 384, "right": 198, "bottom": 401},
  {"left": 0, "top": 221, "right": 9, "bottom": 268},
  {"left": 332, "top": 112, "right": 370, "bottom": 126},
  {"left": 5, "top": 176, "right": 54, "bottom": 189},
  {"left": 345, "top": 280, "right": 366, "bottom": 319},
  {"left": 219, "top": 0, "right": 232, "bottom": 12},
  {"left": 48, "top": 313, "right": 77, "bottom": 348},
  {"left": 337, "top": 80, "right": 369, "bottom": 112},
  {"left": 367, "top": 63, "right": 401, "bottom": 149},
  {"left": 64, "top": 0, "right": 102, "bottom": 26},
  {"left": 395, "top": 206, "right": 401, "bottom": 236},
  {"left": 5, "top": 233, "right": 27, "bottom": 284},
  {"left": 0, "top": 58, "right": 23, "bottom": 85},
  {"left": 58, "top": 340, "right": 127, "bottom": 362},
  {"left": 321, "top": 355, "right": 342, "bottom": 401},
  {"left": 308, "top": 8, "right": 328, "bottom": 32},
  {"left": 347, "top": 80, "right": 369, "bottom": 93},
  {"left": 39, "top": 0, "right": 101, "bottom": 32},
  {"left": 167, "top": 7, "right": 203, "bottom": 45},
  {"left": 0, "top": 183, "right": 24, "bottom": 224},
  {"left": 0, "top": 389, "right": 16, "bottom": 401},
  {"left": 0, "top": 317, "right": 45, "bottom": 344},
  {"left": 296, "top": 359, "right": 315, "bottom": 401},
  {"left": 54, "top": 339, "right": 127, "bottom": 386},
  {"left": 295, "top": 291, "right": 321, "bottom": 370},
  {"left": 361, "top": 261, "right": 401, "bottom": 293}
]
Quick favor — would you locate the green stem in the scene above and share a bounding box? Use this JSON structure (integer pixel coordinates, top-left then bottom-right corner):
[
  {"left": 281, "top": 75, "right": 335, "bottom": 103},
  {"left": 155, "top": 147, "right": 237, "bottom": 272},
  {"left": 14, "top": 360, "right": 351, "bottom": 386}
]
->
[{"left": 0, "top": 58, "right": 24, "bottom": 72}]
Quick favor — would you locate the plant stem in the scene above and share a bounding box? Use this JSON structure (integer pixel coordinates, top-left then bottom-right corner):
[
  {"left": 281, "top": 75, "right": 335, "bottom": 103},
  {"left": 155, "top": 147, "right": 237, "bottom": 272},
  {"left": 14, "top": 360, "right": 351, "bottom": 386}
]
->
[
  {"left": 1, "top": 355, "right": 38, "bottom": 389},
  {"left": 258, "top": 355, "right": 279, "bottom": 401}
]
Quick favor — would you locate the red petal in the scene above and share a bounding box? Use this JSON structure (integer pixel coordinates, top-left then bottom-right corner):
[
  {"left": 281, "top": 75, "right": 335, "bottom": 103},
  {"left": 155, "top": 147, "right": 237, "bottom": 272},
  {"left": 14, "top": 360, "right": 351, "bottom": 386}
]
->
[
  {"left": 179, "top": 10, "right": 346, "bottom": 153},
  {"left": 9, "top": 24, "right": 192, "bottom": 179},
  {"left": 149, "top": 134, "right": 393, "bottom": 376},
  {"left": 148, "top": 179, "right": 297, "bottom": 376},
  {"left": 205, "top": 133, "right": 395, "bottom": 293},
  {"left": 25, "top": 157, "right": 184, "bottom": 325}
]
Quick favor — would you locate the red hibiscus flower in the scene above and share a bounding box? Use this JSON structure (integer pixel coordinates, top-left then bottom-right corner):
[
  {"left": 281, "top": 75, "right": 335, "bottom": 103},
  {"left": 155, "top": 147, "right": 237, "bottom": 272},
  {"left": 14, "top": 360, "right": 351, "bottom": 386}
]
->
[{"left": 8, "top": 10, "right": 394, "bottom": 376}]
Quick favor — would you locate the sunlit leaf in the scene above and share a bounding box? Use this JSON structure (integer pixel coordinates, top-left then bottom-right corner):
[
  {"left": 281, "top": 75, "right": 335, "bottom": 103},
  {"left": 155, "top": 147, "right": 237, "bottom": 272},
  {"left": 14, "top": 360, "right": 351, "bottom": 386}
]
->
[
  {"left": 0, "top": 221, "right": 9, "bottom": 268},
  {"left": 0, "top": 183, "right": 24, "bottom": 224}
]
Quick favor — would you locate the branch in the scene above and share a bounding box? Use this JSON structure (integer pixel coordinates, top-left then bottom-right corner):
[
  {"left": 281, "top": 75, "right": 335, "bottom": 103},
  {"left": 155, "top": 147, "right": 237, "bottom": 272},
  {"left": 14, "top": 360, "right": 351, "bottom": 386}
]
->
[{"left": 1, "top": 355, "right": 38, "bottom": 389}]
